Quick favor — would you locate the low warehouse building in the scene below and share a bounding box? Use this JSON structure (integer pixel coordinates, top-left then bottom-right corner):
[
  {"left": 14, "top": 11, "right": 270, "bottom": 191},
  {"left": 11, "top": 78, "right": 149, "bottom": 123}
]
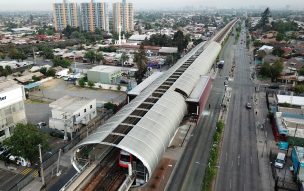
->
[
  {"left": 87, "top": 65, "right": 122, "bottom": 84},
  {"left": 49, "top": 95, "right": 97, "bottom": 135}
]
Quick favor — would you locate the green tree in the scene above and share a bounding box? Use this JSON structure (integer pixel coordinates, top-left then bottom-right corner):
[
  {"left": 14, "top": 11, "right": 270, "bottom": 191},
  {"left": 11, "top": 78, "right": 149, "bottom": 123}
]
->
[
  {"left": 32, "top": 75, "right": 40, "bottom": 82},
  {"left": 257, "top": 7, "right": 271, "bottom": 31},
  {"left": 88, "top": 81, "right": 94, "bottom": 88},
  {"left": 295, "top": 84, "right": 304, "bottom": 94},
  {"left": 95, "top": 53, "right": 104, "bottom": 64},
  {"left": 3, "top": 123, "right": 49, "bottom": 162},
  {"left": 276, "top": 33, "right": 285, "bottom": 41},
  {"left": 0, "top": 52, "right": 6, "bottom": 60},
  {"left": 41, "top": 47, "right": 54, "bottom": 59},
  {"left": 78, "top": 78, "right": 86, "bottom": 87},
  {"left": 272, "top": 47, "right": 284, "bottom": 57},
  {"left": 299, "top": 67, "right": 304, "bottom": 76},
  {"left": 173, "top": 30, "right": 189, "bottom": 53},
  {"left": 5, "top": 65, "right": 12, "bottom": 74},
  {"left": 134, "top": 44, "right": 147, "bottom": 84},
  {"left": 39, "top": 67, "right": 47, "bottom": 76},
  {"left": 85, "top": 50, "right": 96, "bottom": 64},
  {"left": 46, "top": 68, "right": 56, "bottom": 77},
  {"left": 260, "top": 60, "right": 283, "bottom": 81},
  {"left": 52, "top": 57, "right": 71, "bottom": 68}
]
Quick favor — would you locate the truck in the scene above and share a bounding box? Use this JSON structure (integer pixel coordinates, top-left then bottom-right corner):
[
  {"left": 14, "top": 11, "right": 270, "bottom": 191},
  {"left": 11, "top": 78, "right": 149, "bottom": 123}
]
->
[{"left": 218, "top": 60, "right": 225, "bottom": 69}]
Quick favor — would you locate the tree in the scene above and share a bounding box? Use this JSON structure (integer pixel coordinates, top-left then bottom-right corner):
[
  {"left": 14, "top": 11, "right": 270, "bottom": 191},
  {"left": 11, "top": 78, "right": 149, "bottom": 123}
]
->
[
  {"left": 88, "top": 81, "right": 95, "bottom": 88},
  {"left": 260, "top": 60, "right": 283, "bottom": 81},
  {"left": 0, "top": 52, "right": 6, "bottom": 60},
  {"left": 78, "top": 78, "right": 86, "bottom": 87},
  {"left": 272, "top": 47, "right": 284, "bottom": 57},
  {"left": 134, "top": 44, "right": 147, "bottom": 84},
  {"left": 46, "top": 68, "right": 56, "bottom": 77},
  {"left": 173, "top": 30, "right": 189, "bottom": 53},
  {"left": 5, "top": 65, "right": 12, "bottom": 74},
  {"left": 257, "top": 7, "right": 271, "bottom": 31},
  {"left": 299, "top": 67, "right": 304, "bottom": 76},
  {"left": 276, "top": 33, "right": 285, "bottom": 41},
  {"left": 295, "top": 84, "right": 304, "bottom": 94},
  {"left": 85, "top": 50, "right": 96, "bottom": 64},
  {"left": 95, "top": 53, "right": 104, "bottom": 64},
  {"left": 32, "top": 75, "right": 40, "bottom": 82},
  {"left": 120, "top": 52, "right": 129, "bottom": 66},
  {"left": 52, "top": 57, "right": 71, "bottom": 68},
  {"left": 3, "top": 123, "right": 49, "bottom": 162},
  {"left": 40, "top": 47, "right": 54, "bottom": 59},
  {"left": 39, "top": 67, "right": 47, "bottom": 76}
]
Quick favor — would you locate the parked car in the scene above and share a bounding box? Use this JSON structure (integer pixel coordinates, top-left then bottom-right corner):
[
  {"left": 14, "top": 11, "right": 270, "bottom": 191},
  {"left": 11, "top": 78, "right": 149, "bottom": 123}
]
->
[
  {"left": 274, "top": 152, "right": 286, "bottom": 169},
  {"left": 246, "top": 102, "right": 252, "bottom": 109},
  {"left": 9, "top": 155, "right": 30, "bottom": 167},
  {"left": 37, "top": 122, "right": 47, "bottom": 128}
]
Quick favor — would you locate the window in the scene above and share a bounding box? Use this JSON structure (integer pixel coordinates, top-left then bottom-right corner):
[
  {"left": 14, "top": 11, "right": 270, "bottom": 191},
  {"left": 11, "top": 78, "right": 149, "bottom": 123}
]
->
[
  {"left": 90, "top": 105, "right": 92, "bottom": 109},
  {"left": 84, "top": 109, "right": 87, "bottom": 113}
]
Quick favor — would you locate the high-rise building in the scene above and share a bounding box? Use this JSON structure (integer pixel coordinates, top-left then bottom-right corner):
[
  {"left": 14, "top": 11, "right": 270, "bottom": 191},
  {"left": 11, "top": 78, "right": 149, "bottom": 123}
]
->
[
  {"left": 112, "top": 0, "right": 134, "bottom": 33},
  {"left": 53, "top": 0, "right": 80, "bottom": 31},
  {"left": 80, "top": 0, "right": 109, "bottom": 32}
]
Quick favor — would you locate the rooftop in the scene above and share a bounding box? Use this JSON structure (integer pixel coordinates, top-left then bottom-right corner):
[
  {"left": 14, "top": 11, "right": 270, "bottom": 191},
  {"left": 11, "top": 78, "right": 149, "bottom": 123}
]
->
[
  {"left": 49, "top": 95, "right": 95, "bottom": 114},
  {"left": 0, "top": 80, "right": 20, "bottom": 92},
  {"left": 277, "top": 95, "right": 304, "bottom": 107},
  {"left": 89, "top": 65, "right": 122, "bottom": 73}
]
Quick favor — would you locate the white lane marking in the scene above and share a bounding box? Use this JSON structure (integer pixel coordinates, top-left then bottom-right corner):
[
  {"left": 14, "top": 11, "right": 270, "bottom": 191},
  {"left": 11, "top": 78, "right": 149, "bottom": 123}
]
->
[
  {"left": 237, "top": 155, "right": 240, "bottom": 166},
  {"left": 230, "top": 179, "right": 232, "bottom": 190},
  {"left": 231, "top": 160, "right": 234, "bottom": 167}
]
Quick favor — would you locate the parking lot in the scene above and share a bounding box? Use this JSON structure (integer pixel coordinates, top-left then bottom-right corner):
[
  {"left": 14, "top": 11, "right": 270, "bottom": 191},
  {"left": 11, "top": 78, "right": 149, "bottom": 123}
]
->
[{"left": 28, "top": 79, "right": 127, "bottom": 105}]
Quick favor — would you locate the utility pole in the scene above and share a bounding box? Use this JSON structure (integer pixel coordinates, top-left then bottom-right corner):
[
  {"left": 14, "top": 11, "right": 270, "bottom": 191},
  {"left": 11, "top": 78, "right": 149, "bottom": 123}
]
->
[
  {"left": 38, "top": 144, "right": 45, "bottom": 186},
  {"left": 56, "top": 149, "right": 62, "bottom": 176}
]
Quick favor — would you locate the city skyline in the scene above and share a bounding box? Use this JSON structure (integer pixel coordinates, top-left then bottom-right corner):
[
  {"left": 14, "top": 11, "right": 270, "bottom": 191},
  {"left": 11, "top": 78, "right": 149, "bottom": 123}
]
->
[{"left": 0, "top": 0, "right": 303, "bottom": 11}]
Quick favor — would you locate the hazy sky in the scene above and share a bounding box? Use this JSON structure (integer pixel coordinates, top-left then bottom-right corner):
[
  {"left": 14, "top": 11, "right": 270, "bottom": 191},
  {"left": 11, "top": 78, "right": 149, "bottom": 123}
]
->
[{"left": 0, "top": 0, "right": 303, "bottom": 11}]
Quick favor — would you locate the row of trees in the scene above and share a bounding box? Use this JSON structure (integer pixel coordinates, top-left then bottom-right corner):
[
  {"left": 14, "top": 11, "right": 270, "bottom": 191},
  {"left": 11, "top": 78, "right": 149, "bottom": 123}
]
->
[
  {"left": 84, "top": 50, "right": 104, "bottom": 64},
  {"left": 0, "top": 65, "right": 12, "bottom": 77},
  {"left": 143, "top": 30, "right": 190, "bottom": 53}
]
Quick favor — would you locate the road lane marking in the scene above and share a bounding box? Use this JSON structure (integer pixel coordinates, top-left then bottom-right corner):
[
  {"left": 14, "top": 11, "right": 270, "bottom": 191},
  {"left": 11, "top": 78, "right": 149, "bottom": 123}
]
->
[
  {"left": 230, "top": 179, "right": 232, "bottom": 190},
  {"left": 237, "top": 155, "right": 240, "bottom": 166},
  {"left": 231, "top": 160, "right": 234, "bottom": 167}
]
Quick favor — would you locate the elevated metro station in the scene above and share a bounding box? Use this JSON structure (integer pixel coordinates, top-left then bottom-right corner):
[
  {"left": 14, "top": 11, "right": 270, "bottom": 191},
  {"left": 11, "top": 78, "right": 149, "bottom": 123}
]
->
[{"left": 70, "top": 19, "right": 238, "bottom": 189}]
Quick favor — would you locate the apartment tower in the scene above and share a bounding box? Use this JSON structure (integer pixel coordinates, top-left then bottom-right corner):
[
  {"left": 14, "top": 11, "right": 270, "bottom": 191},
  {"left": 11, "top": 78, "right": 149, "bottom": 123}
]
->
[
  {"left": 53, "top": 0, "right": 80, "bottom": 31},
  {"left": 80, "top": 0, "right": 109, "bottom": 32},
  {"left": 112, "top": 0, "right": 134, "bottom": 33}
]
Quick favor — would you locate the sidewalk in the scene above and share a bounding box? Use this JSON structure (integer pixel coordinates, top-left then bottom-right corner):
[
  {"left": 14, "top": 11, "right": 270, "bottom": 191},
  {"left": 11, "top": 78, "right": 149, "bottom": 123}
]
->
[
  {"left": 21, "top": 146, "right": 76, "bottom": 191},
  {"left": 254, "top": 90, "right": 275, "bottom": 191}
]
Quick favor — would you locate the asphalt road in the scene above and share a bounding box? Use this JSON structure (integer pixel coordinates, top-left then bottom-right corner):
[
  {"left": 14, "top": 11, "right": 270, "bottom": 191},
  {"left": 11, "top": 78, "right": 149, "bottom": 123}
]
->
[
  {"left": 167, "top": 27, "right": 236, "bottom": 191},
  {"left": 215, "top": 22, "right": 261, "bottom": 191}
]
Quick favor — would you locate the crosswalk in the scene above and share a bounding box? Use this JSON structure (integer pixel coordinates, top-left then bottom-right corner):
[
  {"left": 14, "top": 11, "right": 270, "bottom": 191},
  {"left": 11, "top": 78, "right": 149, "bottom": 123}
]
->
[{"left": 20, "top": 168, "right": 39, "bottom": 177}]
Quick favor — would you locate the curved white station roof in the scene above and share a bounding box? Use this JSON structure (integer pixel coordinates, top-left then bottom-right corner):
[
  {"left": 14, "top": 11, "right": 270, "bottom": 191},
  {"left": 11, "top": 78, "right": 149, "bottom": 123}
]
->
[{"left": 73, "top": 20, "right": 236, "bottom": 181}]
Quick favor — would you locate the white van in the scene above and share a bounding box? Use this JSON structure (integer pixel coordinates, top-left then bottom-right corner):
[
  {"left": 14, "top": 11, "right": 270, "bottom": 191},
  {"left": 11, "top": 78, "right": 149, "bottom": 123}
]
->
[{"left": 274, "top": 152, "right": 286, "bottom": 169}]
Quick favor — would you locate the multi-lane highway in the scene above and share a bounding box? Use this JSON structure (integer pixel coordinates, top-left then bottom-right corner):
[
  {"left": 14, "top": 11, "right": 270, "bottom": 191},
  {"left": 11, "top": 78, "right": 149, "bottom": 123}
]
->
[
  {"left": 215, "top": 22, "right": 261, "bottom": 191},
  {"left": 167, "top": 24, "right": 237, "bottom": 191}
]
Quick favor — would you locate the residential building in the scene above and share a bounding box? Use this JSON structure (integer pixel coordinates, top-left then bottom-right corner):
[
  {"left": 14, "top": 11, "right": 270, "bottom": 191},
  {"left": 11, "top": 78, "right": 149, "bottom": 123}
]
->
[
  {"left": 80, "top": 0, "right": 109, "bottom": 32},
  {"left": 53, "top": 0, "right": 80, "bottom": 31},
  {"left": 112, "top": 0, "right": 134, "bottom": 33},
  {"left": 49, "top": 95, "right": 97, "bottom": 134},
  {"left": 87, "top": 65, "right": 122, "bottom": 84},
  {"left": 0, "top": 80, "right": 27, "bottom": 142}
]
